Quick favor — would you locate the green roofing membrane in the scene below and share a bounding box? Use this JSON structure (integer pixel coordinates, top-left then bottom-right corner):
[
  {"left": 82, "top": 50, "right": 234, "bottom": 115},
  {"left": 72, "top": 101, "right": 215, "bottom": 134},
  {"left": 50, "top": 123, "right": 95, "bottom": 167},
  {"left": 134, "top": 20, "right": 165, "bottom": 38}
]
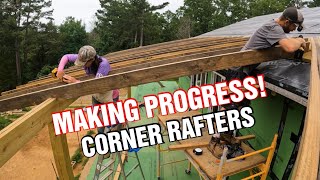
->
[{"left": 85, "top": 79, "right": 304, "bottom": 180}]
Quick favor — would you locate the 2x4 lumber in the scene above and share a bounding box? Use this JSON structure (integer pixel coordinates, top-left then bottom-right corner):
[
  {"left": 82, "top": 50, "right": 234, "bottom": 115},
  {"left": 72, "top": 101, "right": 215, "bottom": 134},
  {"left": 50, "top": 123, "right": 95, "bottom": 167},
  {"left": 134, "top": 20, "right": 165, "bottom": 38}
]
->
[
  {"left": 0, "top": 46, "right": 294, "bottom": 112},
  {"left": 0, "top": 45, "right": 244, "bottom": 100},
  {"left": 169, "top": 142, "right": 210, "bottom": 151},
  {"left": 168, "top": 135, "right": 256, "bottom": 151},
  {"left": 107, "top": 37, "right": 221, "bottom": 58},
  {"left": 26, "top": 65, "right": 81, "bottom": 83},
  {"left": 0, "top": 98, "right": 75, "bottom": 167},
  {"left": 292, "top": 37, "right": 320, "bottom": 180},
  {"left": 20, "top": 38, "right": 243, "bottom": 86},
  {"left": 15, "top": 38, "right": 219, "bottom": 87},
  {"left": 110, "top": 46, "right": 243, "bottom": 78},
  {"left": 48, "top": 122, "right": 74, "bottom": 180},
  {"left": 107, "top": 37, "right": 224, "bottom": 59},
  {"left": 106, "top": 37, "right": 246, "bottom": 63},
  {"left": 1, "top": 46, "right": 241, "bottom": 100},
  {"left": 2, "top": 41, "right": 246, "bottom": 97},
  {"left": 13, "top": 37, "right": 224, "bottom": 89},
  {"left": 16, "top": 38, "right": 246, "bottom": 90},
  {"left": 111, "top": 41, "right": 246, "bottom": 69}
]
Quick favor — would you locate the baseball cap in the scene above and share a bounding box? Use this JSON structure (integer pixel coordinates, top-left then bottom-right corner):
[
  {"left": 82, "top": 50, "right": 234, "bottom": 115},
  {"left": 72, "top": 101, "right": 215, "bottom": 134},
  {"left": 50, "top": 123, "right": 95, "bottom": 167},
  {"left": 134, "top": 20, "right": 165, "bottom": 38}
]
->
[
  {"left": 282, "top": 7, "right": 304, "bottom": 24},
  {"left": 75, "top": 45, "right": 97, "bottom": 66}
]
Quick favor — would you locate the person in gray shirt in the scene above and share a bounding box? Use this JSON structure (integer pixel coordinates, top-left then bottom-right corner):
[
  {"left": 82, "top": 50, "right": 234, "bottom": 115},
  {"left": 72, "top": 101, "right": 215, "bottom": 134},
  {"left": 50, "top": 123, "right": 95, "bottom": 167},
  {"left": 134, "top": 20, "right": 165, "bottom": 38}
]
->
[{"left": 224, "top": 7, "right": 306, "bottom": 80}]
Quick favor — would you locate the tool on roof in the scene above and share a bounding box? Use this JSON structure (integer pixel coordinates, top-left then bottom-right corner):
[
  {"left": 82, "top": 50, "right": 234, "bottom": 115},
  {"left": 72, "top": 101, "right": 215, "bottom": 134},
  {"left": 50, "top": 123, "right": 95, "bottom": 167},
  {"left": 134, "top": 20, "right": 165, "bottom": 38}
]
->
[{"left": 51, "top": 68, "right": 58, "bottom": 78}]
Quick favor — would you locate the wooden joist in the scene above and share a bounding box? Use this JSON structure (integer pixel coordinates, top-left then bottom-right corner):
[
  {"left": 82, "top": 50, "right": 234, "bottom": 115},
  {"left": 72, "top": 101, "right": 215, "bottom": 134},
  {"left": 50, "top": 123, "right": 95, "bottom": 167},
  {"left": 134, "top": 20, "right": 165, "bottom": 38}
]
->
[
  {"left": 0, "top": 98, "right": 75, "bottom": 167},
  {"left": 168, "top": 135, "right": 256, "bottom": 151},
  {"left": 11, "top": 37, "right": 246, "bottom": 91},
  {"left": 106, "top": 37, "right": 227, "bottom": 58},
  {"left": 292, "top": 37, "right": 320, "bottom": 180},
  {"left": 0, "top": 46, "right": 244, "bottom": 100},
  {"left": 0, "top": 47, "right": 293, "bottom": 112},
  {"left": 17, "top": 37, "right": 223, "bottom": 85}
]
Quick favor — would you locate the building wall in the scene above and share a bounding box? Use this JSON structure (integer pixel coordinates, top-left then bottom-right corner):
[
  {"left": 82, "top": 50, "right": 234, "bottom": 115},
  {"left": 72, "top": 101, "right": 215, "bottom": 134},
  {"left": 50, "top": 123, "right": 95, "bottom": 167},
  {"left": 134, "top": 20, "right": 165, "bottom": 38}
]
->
[{"left": 178, "top": 75, "right": 305, "bottom": 179}]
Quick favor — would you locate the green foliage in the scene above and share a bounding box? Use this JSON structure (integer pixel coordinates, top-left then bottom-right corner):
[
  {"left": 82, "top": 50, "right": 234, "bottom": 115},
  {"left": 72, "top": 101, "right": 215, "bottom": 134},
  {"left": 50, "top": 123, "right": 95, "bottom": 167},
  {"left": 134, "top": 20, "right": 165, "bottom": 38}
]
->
[
  {"left": 93, "top": 0, "right": 170, "bottom": 54},
  {"left": 86, "top": 130, "right": 95, "bottom": 136},
  {"left": 59, "top": 17, "right": 88, "bottom": 54},
  {"left": 71, "top": 149, "right": 83, "bottom": 163},
  {"left": 74, "top": 174, "right": 81, "bottom": 180},
  {"left": 22, "top": 107, "right": 32, "bottom": 112},
  {"left": 7, "top": 114, "right": 22, "bottom": 119},
  {"left": 0, "top": 116, "right": 12, "bottom": 130},
  {"left": 82, "top": 158, "right": 89, "bottom": 166},
  {"left": 36, "top": 64, "right": 56, "bottom": 78}
]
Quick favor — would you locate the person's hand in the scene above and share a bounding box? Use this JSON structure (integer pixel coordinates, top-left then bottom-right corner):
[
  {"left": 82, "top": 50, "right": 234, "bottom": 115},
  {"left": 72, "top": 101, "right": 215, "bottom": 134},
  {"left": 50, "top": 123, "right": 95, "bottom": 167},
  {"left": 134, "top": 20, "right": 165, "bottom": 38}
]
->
[
  {"left": 298, "top": 38, "right": 306, "bottom": 50},
  {"left": 62, "top": 74, "right": 79, "bottom": 84},
  {"left": 56, "top": 70, "right": 65, "bottom": 79}
]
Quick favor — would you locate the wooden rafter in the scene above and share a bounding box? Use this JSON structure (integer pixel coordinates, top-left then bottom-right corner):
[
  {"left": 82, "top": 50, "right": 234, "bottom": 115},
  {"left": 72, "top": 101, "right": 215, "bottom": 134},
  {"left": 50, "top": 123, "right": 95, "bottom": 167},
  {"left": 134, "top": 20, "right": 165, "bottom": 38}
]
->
[
  {"left": 0, "top": 46, "right": 243, "bottom": 100},
  {"left": 11, "top": 37, "right": 246, "bottom": 91},
  {"left": 292, "top": 37, "right": 320, "bottom": 180},
  {"left": 0, "top": 47, "right": 293, "bottom": 112}
]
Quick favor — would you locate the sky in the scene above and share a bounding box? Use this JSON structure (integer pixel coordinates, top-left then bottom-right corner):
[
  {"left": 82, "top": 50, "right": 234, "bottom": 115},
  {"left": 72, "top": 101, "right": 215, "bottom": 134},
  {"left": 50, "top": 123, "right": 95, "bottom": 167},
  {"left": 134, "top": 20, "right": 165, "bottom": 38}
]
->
[{"left": 51, "top": 0, "right": 184, "bottom": 31}]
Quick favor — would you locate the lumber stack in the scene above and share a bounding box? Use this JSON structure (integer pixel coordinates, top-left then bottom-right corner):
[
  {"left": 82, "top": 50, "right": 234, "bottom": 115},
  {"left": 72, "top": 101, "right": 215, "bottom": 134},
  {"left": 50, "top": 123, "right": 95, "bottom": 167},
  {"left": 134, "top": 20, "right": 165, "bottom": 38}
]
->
[
  {"left": 0, "top": 37, "right": 249, "bottom": 111},
  {"left": 0, "top": 36, "right": 296, "bottom": 112}
]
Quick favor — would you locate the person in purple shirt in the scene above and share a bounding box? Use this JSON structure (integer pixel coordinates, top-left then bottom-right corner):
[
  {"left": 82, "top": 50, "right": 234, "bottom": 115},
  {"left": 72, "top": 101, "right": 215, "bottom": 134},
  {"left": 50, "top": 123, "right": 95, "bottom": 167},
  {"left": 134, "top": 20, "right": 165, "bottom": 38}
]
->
[{"left": 57, "top": 45, "right": 120, "bottom": 133}]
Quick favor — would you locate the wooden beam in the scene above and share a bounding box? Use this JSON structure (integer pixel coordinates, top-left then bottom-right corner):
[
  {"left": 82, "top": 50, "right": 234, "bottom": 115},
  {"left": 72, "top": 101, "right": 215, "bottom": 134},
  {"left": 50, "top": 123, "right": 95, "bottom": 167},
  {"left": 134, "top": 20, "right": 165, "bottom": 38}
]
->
[
  {"left": 292, "top": 37, "right": 320, "bottom": 180},
  {"left": 21, "top": 37, "right": 245, "bottom": 86},
  {"left": 168, "top": 135, "right": 255, "bottom": 151},
  {"left": 106, "top": 37, "right": 228, "bottom": 59},
  {"left": 48, "top": 122, "right": 74, "bottom": 180},
  {"left": 11, "top": 38, "right": 246, "bottom": 91},
  {"left": 0, "top": 98, "right": 75, "bottom": 167},
  {"left": 0, "top": 46, "right": 243, "bottom": 100},
  {"left": 169, "top": 142, "right": 209, "bottom": 151},
  {"left": 110, "top": 41, "right": 246, "bottom": 69},
  {"left": 15, "top": 37, "right": 224, "bottom": 86},
  {"left": 0, "top": 47, "right": 293, "bottom": 112},
  {"left": 107, "top": 38, "right": 246, "bottom": 63}
]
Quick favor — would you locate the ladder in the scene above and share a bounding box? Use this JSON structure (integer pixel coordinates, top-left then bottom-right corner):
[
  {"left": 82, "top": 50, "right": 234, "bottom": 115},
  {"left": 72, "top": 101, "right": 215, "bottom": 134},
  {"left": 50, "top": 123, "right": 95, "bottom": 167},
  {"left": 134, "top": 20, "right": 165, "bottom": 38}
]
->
[{"left": 93, "top": 123, "right": 145, "bottom": 180}]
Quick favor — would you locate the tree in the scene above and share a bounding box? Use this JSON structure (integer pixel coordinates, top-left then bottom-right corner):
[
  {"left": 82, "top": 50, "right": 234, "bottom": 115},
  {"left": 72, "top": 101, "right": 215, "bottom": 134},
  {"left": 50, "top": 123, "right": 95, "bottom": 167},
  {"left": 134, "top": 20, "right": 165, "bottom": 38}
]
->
[
  {"left": 94, "top": 0, "right": 169, "bottom": 54},
  {"left": 5, "top": 0, "right": 53, "bottom": 85},
  {"left": 59, "top": 17, "right": 88, "bottom": 54},
  {"left": 179, "top": 0, "right": 216, "bottom": 36},
  {"left": 0, "top": 1, "right": 17, "bottom": 92}
]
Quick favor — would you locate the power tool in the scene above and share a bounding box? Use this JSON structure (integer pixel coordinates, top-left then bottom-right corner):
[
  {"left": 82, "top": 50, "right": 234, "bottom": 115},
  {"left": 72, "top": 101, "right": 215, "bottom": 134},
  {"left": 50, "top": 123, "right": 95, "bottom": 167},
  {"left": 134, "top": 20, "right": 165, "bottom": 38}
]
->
[{"left": 51, "top": 68, "right": 58, "bottom": 78}]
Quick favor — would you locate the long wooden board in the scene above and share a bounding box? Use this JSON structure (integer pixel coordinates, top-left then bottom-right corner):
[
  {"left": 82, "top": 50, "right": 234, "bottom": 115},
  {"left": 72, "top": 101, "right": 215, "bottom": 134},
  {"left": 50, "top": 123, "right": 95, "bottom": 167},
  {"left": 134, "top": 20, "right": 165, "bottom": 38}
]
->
[
  {"left": 0, "top": 47, "right": 293, "bottom": 112},
  {"left": 13, "top": 38, "right": 246, "bottom": 90},
  {"left": 0, "top": 98, "right": 75, "bottom": 167},
  {"left": 0, "top": 46, "right": 243, "bottom": 100},
  {"left": 292, "top": 37, "right": 320, "bottom": 180}
]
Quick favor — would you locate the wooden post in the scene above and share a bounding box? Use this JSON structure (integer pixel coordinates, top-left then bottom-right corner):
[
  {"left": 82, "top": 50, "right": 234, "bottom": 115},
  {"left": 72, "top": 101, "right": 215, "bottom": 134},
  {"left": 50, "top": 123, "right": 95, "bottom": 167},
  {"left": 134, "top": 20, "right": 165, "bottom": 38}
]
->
[
  {"left": 48, "top": 122, "right": 74, "bottom": 180},
  {"left": 0, "top": 98, "right": 75, "bottom": 167}
]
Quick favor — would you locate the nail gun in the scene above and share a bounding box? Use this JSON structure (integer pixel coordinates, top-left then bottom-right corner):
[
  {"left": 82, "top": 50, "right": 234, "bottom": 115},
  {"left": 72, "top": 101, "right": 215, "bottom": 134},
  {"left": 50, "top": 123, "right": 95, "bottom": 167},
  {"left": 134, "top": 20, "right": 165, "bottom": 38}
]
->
[
  {"left": 51, "top": 67, "right": 67, "bottom": 82},
  {"left": 51, "top": 68, "right": 58, "bottom": 78}
]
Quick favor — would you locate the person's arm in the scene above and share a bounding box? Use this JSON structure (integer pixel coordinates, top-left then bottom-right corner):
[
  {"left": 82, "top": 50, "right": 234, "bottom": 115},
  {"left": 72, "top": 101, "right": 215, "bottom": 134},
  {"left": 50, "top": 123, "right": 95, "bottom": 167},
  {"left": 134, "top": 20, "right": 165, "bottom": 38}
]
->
[
  {"left": 57, "top": 54, "right": 78, "bottom": 79},
  {"left": 266, "top": 25, "right": 305, "bottom": 53},
  {"left": 279, "top": 37, "right": 306, "bottom": 53}
]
